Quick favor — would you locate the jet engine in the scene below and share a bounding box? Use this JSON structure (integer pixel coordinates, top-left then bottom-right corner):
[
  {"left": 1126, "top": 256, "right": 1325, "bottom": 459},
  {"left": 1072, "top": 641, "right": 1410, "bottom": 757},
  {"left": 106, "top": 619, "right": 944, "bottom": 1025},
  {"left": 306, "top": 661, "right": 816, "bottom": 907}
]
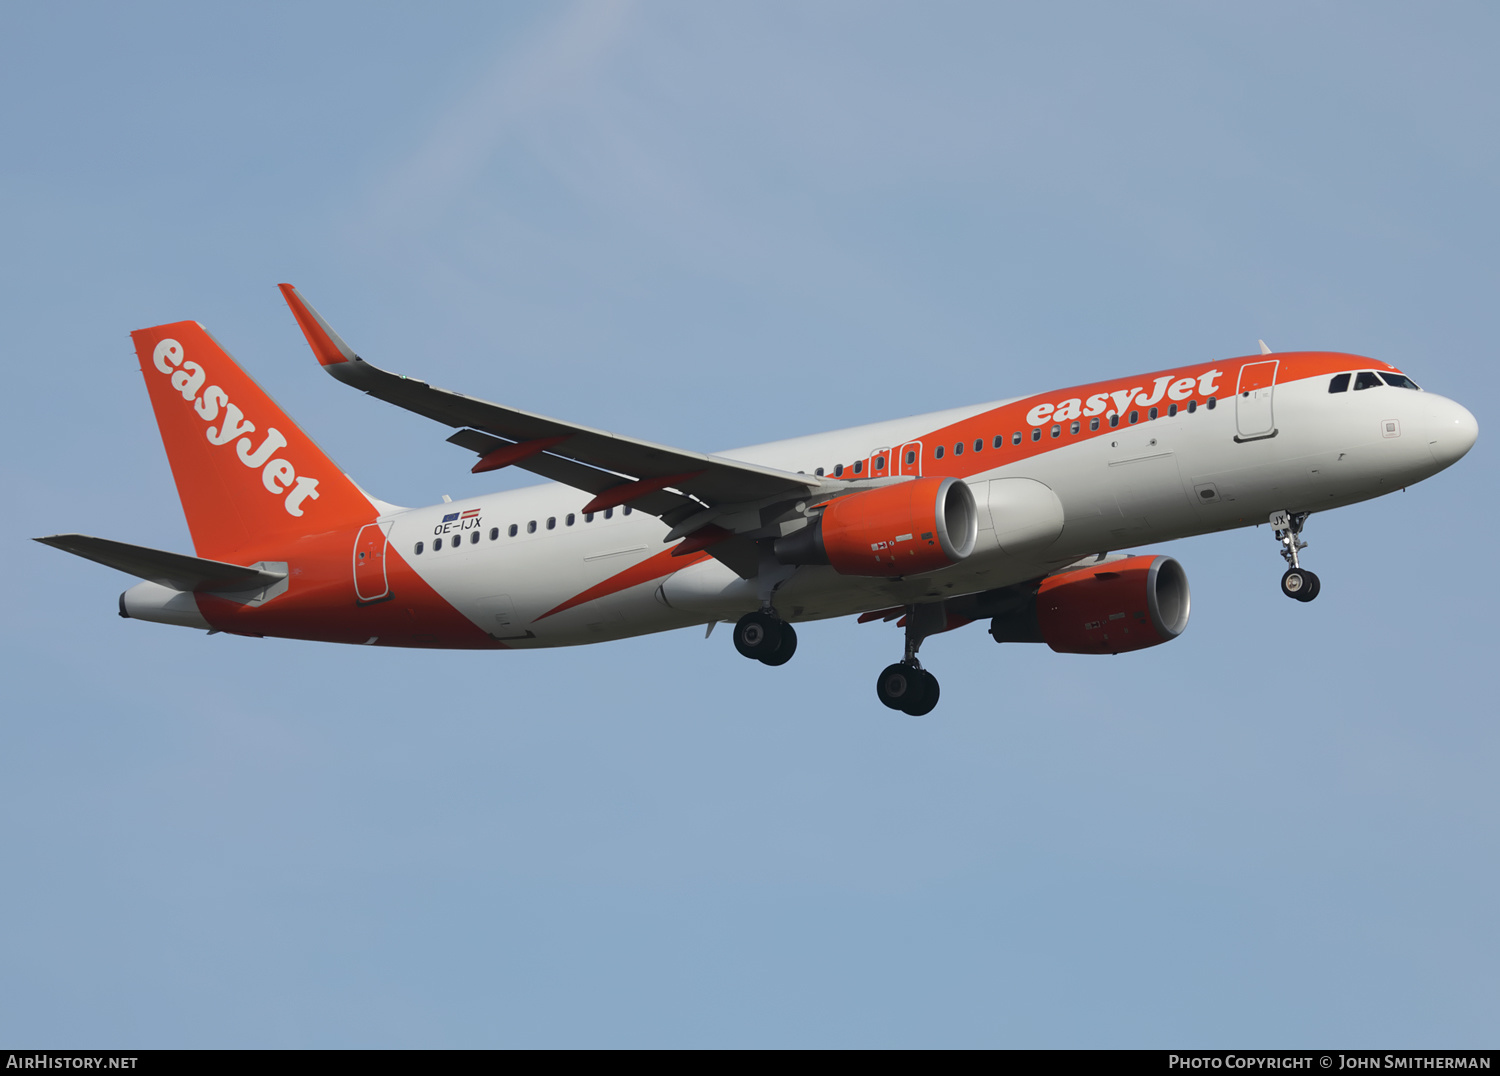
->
[
  {"left": 774, "top": 476, "right": 978, "bottom": 577},
  {"left": 990, "top": 554, "right": 1190, "bottom": 655}
]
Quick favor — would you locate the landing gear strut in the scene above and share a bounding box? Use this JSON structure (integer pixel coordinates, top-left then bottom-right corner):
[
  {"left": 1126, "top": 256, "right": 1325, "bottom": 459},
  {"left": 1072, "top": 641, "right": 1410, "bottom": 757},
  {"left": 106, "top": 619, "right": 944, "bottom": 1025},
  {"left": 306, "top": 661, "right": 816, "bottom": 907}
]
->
[
  {"left": 733, "top": 609, "right": 798, "bottom": 666},
  {"left": 874, "top": 604, "right": 942, "bottom": 716},
  {"left": 1271, "top": 510, "right": 1320, "bottom": 602}
]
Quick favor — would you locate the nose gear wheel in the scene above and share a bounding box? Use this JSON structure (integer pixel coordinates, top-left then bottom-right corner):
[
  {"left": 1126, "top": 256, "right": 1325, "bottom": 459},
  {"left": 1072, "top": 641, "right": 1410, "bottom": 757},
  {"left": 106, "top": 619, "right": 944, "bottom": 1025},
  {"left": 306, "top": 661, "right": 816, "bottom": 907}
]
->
[{"left": 1280, "top": 567, "right": 1320, "bottom": 602}]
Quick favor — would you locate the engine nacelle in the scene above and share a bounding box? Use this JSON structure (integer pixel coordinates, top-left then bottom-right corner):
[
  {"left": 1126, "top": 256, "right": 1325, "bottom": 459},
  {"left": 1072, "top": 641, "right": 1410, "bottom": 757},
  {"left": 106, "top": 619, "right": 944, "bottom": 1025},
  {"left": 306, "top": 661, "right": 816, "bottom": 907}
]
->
[
  {"left": 990, "top": 554, "right": 1190, "bottom": 655},
  {"left": 774, "top": 476, "right": 978, "bottom": 577}
]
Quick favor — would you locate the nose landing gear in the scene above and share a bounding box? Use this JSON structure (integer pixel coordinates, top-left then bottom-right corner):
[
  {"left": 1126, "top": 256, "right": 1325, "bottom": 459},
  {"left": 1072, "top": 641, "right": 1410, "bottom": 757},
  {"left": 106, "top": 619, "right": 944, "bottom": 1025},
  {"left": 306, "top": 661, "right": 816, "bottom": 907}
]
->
[{"left": 1271, "top": 510, "right": 1320, "bottom": 602}]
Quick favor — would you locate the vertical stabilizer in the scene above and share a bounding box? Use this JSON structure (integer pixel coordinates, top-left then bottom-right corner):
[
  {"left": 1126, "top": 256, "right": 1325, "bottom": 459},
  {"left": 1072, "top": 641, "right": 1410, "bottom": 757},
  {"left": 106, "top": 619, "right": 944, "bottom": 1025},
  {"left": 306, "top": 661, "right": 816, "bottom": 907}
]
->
[{"left": 130, "top": 321, "right": 375, "bottom": 561}]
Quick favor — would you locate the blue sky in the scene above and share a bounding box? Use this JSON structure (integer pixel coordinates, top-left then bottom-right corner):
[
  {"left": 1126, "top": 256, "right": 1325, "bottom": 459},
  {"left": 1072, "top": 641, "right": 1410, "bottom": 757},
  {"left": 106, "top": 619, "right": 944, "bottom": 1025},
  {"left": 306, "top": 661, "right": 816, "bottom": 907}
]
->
[{"left": 2, "top": 1, "right": 1495, "bottom": 1047}]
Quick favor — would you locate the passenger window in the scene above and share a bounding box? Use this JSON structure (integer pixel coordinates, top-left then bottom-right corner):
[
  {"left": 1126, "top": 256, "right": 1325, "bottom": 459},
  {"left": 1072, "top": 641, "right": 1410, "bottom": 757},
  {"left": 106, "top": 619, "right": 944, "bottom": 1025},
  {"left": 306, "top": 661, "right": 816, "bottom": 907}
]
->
[
  {"left": 834, "top": 464, "right": 844, "bottom": 477},
  {"left": 584, "top": 513, "right": 594, "bottom": 523},
  {"left": 905, "top": 450, "right": 916, "bottom": 465},
  {"left": 1109, "top": 413, "right": 1120, "bottom": 427},
  {"left": 1070, "top": 420, "right": 1080, "bottom": 434},
  {"left": 414, "top": 541, "right": 424, "bottom": 555},
  {"left": 854, "top": 460, "right": 864, "bottom": 474},
  {"left": 1207, "top": 396, "right": 1217, "bottom": 409},
  {"left": 434, "top": 537, "right": 443, "bottom": 550},
  {"left": 1380, "top": 372, "right": 1420, "bottom": 390},
  {"left": 1031, "top": 429, "right": 1041, "bottom": 442},
  {"left": 604, "top": 508, "right": 613, "bottom": 519},
  {"left": 471, "top": 530, "right": 479, "bottom": 544},
  {"left": 1129, "top": 410, "right": 1139, "bottom": 424},
  {"left": 934, "top": 446, "right": 945, "bottom": 459},
  {"left": 546, "top": 517, "right": 556, "bottom": 530},
  {"left": 874, "top": 456, "right": 886, "bottom": 469},
  {"left": 489, "top": 527, "right": 499, "bottom": 540},
  {"left": 1187, "top": 400, "right": 1197, "bottom": 413},
  {"left": 1148, "top": 407, "right": 1158, "bottom": 420},
  {"left": 973, "top": 439, "right": 983, "bottom": 452},
  {"left": 992, "top": 435, "right": 1003, "bottom": 449},
  {"left": 566, "top": 513, "right": 575, "bottom": 526},
  {"left": 623, "top": 506, "right": 632, "bottom": 515},
  {"left": 954, "top": 442, "right": 963, "bottom": 456},
  {"left": 1050, "top": 424, "right": 1061, "bottom": 438},
  {"left": 1012, "top": 431, "right": 1022, "bottom": 445},
  {"left": 1089, "top": 417, "right": 1099, "bottom": 431},
  {"left": 1167, "top": 404, "right": 1177, "bottom": 417},
  {"left": 527, "top": 521, "right": 537, "bottom": 533},
  {"left": 815, "top": 467, "right": 825, "bottom": 476},
  {"left": 1329, "top": 373, "right": 1351, "bottom": 393},
  {"left": 508, "top": 524, "right": 518, "bottom": 537},
  {"left": 1354, "top": 371, "right": 1383, "bottom": 390}
]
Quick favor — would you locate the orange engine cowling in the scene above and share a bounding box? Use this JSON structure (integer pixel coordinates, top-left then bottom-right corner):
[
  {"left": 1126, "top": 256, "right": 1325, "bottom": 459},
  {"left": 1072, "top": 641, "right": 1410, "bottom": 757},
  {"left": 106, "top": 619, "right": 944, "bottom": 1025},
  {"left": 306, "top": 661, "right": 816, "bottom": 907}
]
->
[
  {"left": 773, "top": 477, "right": 979, "bottom": 577},
  {"left": 990, "top": 555, "right": 1191, "bottom": 654}
]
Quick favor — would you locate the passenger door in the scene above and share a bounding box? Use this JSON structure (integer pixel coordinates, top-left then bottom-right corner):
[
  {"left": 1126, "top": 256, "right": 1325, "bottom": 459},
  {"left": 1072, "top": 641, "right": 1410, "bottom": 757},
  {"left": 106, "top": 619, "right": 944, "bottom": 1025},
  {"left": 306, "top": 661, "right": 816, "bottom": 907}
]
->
[
  {"left": 1235, "top": 359, "right": 1278, "bottom": 442},
  {"left": 352, "top": 522, "right": 392, "bottom": 604}
]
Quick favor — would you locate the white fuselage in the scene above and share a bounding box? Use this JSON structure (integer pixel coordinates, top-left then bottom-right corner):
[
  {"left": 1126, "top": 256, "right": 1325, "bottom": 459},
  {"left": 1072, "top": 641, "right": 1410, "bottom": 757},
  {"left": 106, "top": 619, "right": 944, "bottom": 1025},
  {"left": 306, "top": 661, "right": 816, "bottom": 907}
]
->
[{"left": 388, "top": 368, "right": 1473, "bottom": 647}]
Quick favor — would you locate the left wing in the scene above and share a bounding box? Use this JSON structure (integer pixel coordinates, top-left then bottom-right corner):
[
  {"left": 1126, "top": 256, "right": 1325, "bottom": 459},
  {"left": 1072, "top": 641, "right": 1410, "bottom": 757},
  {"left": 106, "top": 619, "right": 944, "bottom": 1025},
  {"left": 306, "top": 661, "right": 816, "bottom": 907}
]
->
[{"left": 279, "top": 284, "right": 898, "bottom": 574}]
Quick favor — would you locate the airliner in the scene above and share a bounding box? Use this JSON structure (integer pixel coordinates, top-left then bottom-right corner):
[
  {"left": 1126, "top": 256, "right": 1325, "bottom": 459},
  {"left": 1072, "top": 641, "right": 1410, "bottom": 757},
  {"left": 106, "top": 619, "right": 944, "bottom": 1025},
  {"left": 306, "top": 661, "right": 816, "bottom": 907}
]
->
[{"left": 38, "top": 286, "right": 1478, "bottom": 715}]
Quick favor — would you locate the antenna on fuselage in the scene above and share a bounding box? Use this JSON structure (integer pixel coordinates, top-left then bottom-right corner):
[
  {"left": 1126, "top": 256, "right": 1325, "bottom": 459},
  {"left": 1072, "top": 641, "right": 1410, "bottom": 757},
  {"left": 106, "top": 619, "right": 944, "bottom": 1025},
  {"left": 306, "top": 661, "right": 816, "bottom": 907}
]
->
[{"left": 1258, "top": 340, "right": 1273, "bottom": 354}]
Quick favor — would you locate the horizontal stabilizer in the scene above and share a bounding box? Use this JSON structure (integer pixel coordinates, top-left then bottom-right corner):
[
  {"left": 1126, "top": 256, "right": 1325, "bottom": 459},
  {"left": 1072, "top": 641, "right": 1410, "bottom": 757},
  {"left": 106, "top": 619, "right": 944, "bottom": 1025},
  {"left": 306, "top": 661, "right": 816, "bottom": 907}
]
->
[{"left": 34, "top": 534, "right": 286, "bottom": 593}]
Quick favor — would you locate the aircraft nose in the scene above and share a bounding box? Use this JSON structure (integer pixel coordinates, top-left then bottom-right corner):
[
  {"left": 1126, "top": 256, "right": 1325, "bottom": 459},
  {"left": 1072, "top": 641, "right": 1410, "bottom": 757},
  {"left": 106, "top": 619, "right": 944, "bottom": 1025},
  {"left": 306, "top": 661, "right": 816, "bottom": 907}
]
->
[{"left": 1428, "top": 397, "right": 1479, "bottom": 469}]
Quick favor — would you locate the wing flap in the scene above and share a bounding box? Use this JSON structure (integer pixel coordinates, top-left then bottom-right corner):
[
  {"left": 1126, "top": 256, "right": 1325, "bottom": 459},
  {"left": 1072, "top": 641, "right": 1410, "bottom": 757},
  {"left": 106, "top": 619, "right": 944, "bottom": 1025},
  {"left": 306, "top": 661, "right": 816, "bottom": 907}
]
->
[{"left": 443, "top": 430, "right": 696, "bottom": 518}]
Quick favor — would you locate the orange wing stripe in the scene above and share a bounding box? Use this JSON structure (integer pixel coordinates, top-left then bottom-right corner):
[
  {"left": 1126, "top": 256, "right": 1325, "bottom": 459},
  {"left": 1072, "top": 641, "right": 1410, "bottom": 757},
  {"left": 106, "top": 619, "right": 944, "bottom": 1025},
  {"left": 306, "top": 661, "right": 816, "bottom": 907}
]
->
[
  {"left": 472, "top": 437, "right": 569, "bottom": 474},
  {"left": 671, "top": 525, "right": 732, "bottom": 557},
  {"left": 581, "top": 471, "right": 703, "bottom": 515}
]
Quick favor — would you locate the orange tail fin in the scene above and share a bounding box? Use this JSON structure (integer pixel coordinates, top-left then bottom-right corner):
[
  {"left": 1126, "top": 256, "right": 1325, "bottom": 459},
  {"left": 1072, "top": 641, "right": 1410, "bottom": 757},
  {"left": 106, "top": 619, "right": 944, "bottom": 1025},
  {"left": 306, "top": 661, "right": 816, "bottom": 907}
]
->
[{"left": 130, "top": 321, "right": 375, "bottom": 562}]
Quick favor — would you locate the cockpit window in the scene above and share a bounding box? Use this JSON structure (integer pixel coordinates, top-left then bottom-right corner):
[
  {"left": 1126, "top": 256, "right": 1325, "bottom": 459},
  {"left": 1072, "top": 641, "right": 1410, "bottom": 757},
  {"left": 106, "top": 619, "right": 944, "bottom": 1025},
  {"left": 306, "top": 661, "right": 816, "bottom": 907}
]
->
[
  {"left": 1353, "top": 371, "right": 1383, "bottom": 390},
  {"left": 1328, "top": 373, "right": 1351, "bottom": 393},
  {"left": 1379, "top": 372, "right": 1421, "bottom": 390}
]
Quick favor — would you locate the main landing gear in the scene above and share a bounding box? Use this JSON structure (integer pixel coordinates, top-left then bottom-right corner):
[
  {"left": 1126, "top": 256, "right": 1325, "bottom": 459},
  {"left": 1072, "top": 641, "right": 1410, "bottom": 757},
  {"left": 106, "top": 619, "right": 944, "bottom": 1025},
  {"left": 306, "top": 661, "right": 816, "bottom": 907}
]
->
[
  {"left": 733, "top": 609, "right": 798, "bottom": 666},
  {"left": 1271, "top": 510, "right": 1320, "bottom": 602},
  {"left": 730, "top": 547, "right": 944, "bottom": 713},
  {"left": 875, "top": 604, "right": 943, "bottom": 716}
]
